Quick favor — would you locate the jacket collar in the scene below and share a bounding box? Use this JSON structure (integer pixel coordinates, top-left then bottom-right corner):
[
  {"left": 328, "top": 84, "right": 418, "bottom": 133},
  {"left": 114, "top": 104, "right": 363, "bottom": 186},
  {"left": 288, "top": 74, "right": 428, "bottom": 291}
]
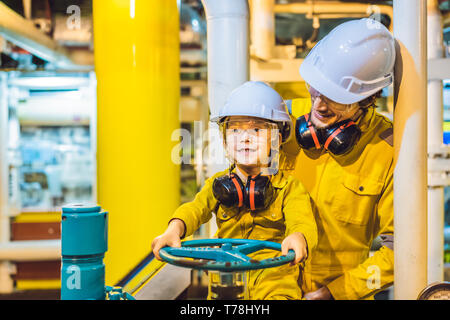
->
[{"left": 231, "top": 166, "right": 288, "bottom": 189}]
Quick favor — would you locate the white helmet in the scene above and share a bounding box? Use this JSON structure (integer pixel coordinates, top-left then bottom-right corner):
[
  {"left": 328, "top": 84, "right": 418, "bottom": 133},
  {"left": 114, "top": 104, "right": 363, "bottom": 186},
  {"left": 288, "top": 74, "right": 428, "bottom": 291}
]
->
[
  {"left": 210, "top": 81, "right": 292, "bottom": 141},
  {"left": 300, "top": 18, "right": 395, "bottom": 104},
  {"left": 210, "top": 81, "right": 290, "bottom": 123}
]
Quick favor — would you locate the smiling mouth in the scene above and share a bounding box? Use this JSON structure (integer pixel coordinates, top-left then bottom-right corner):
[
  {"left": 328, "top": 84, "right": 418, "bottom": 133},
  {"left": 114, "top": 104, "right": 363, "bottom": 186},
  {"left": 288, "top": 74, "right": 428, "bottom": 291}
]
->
[
  {"left": 237, "top": 148, "right": 257, "bottom": 152},
  {"left": 313, "top": 110, "right": 334, "bottom": 120}
]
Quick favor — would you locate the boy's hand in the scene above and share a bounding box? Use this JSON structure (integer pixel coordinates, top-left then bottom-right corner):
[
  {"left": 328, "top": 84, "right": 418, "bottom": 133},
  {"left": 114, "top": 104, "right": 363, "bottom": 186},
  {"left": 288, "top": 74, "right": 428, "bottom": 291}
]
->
[
  {"left": 281, "top": 232, "right": 308, "bottom": 265},
  {"left": 151, "top": 219, "right": 185, "bottom": 261}
]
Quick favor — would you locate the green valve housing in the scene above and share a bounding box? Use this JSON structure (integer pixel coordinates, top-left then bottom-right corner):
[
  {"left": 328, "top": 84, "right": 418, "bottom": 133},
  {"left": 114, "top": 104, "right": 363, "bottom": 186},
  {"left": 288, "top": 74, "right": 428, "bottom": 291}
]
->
[{"left": 61, "top": 204, "right": 108, "bottom": 300}]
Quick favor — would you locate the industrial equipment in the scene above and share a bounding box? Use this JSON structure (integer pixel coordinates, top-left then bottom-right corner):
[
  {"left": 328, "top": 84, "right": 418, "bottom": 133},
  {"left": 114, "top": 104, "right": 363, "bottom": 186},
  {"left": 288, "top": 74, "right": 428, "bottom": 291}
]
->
[{"left": 160, "top": 238, "right": 296, "bottom": 300}]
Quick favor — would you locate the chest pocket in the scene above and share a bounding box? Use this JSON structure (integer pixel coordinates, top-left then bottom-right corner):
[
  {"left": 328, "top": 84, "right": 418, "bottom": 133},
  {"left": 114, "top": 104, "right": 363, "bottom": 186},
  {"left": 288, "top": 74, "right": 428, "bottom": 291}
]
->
[
  {"left": 216, "top": 206, "right": 237, "bottom": 222},
  {"left": 332, "top": 173, "right": 384, "bottom": 225}
]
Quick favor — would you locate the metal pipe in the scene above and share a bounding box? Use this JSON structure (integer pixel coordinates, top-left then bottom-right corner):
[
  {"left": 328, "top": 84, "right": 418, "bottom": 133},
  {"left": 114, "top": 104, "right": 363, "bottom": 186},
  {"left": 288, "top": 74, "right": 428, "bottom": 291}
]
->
[
  {"left": 393, "top": 0, "right": 428, "bottom": 300},
  {"left": 274, "top": 1, "right": 393, "bottom": 30},
  {"left": 93, "top": 0, "right": 180, "bottom": 285},
  {"left": 427, "top": 0, "right": 445, "bottom": 284},
  {"left": 249, "top": 0, "right": 274, "bottom": 61},
  {"left": 0, "top": 240, "right": 60, "bottom": 261},
  {"left": 0, "top": 72, "right": 13, "bottom": 293},
  {"left": 201, "top": 0, "right": 249, "bottom": 118}
]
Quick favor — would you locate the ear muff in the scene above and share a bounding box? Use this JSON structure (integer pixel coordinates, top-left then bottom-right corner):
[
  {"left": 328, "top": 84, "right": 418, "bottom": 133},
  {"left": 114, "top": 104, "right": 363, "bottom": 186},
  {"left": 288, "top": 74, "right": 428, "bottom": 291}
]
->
[
  {"left": 295, "top": 114, "right": 361, "bottom": 155},
  {"left": 212, "top": 172, "right": 275, "bottom": 211},
  {"left": 322, "top": 120, "right": 361, "bottom": 155},
  {"left": 212, "top": 173, "right": 245, "bottom": 208},
  {"left": 295, "top": 113, "right": 322, "bottom": 150},
  {"left": 244, "top": 174, "right": 274, "bottom": 211}
]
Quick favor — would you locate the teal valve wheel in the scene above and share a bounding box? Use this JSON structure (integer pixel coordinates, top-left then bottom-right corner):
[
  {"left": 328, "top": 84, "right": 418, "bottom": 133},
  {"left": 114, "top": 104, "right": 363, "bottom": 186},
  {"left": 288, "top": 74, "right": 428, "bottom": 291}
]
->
[
  {"left": 159, "top": 238, "right": 295, "bottom": 272},
  {"left": 61, "top": 203, "right": 108, "bottom": 300}
]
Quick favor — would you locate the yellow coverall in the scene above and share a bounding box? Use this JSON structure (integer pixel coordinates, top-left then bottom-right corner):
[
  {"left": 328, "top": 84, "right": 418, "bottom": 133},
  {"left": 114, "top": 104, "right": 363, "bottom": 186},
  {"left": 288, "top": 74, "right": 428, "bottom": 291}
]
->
[
  {"left": 280, "top": 98, "right": 394, "bottom": 300},
  {"left": 171, "top": 168, "right": 318, "bottom": 300}
]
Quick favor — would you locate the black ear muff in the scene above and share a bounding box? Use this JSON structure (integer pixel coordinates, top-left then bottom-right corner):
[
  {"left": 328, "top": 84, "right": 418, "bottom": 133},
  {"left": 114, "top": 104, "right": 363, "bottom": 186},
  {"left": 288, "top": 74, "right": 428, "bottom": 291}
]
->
[
  {"left": 322, "top": 120, "right": 361, "bottom": 155},
  {"left": 212, "top": 173, "right": 245, "bottom": 208},
  {"left": 212, "top": 172, "right": 275, "bottom": 211},
  {"left": 295, "top": 113, "right": 322, "bottom": 150},
  {"left": 245, "top": 174, "right": 274, "bottom": 211}
]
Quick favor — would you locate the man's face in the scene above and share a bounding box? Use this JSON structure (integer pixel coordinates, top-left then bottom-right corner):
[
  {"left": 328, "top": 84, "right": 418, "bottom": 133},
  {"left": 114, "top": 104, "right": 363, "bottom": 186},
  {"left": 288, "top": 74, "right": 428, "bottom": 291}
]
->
[
  {"left": 223, "top": 116, "right": 279, "bottom": 168},
  {"left": 307, "top": 84, "right": 361, "bottom": 128}
]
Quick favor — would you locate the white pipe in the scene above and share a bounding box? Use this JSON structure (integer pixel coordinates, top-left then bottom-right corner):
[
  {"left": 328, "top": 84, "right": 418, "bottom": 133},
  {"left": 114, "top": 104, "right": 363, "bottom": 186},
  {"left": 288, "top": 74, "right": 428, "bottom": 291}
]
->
[
  {"left": 0, "top": 2, "right": 92, "bottom": 68},
  {"left": 22, "top": 0, "right": 32, "bottom": 20},
  {"left": 250, "top": 0, "right": 274, "bottom": 61},
  {"left": 0, "top": 72, "right": 13, "bottom": 293},
  {"left": 393, "top": 0, "right": 428, "bottom": 300},
  {"left": 0, "top": 240, "right": 61, "bottom": 261},
  {"left": 427, "top": 0, "right": 445, "bottom": 285},
  {"left": 274, "top": 1, "right": 393, "bottom": 17},
  {"left": 201, "top": 0, "right": 249, "bottom": 118},
  {"left": 274, "top": 1, "right": 393, "bottom": 30}
]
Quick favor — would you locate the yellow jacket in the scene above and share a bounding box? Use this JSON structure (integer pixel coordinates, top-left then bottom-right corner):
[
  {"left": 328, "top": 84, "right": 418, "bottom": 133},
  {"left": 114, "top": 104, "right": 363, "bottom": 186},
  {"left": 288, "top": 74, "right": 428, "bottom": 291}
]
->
[
  {"left": 171, "top": 167, "right": 318, "bottom": 299},
  {"left": 280, "top": 98, "right": 394, "bottom": 300}
]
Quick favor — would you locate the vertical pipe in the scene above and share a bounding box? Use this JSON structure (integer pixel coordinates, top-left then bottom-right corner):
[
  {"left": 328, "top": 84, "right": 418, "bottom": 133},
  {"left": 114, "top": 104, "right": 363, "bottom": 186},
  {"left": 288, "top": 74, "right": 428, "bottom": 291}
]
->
[
  {"left": 393, "top": 0, "right": 428, "bottom": 299},
  {"left": 249, "top": 0, "right": 275, "bottom": 61},
  {"left": 201, "top": 0, "right": 249, "bottom": 181},
  {"left": 0, "top": 72, "right": 13, "bottom": 294},
  {"left": 427, "top": 0, "right": 444, "bottom": 284},
  {"left": 93, "top": 0, "right": 180, "bottom": 285}
]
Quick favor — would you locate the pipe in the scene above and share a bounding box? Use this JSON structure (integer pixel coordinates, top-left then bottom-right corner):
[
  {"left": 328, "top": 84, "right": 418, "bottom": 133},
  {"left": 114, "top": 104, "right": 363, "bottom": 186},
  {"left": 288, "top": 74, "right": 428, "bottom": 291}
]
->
[
  {"left": 201, "top": 0, "right": 249, "bottom": 118},
  {"left": 393, "top": 0, "right": 428, "bottom": 300},
  {"left": 0, "top": 2, "right": 92, "bottom": 69},
  {"left": 0, "top": 72, "right": 13, "bottom": 293},
  {"left": 93, "top": 0, "right": 180, "bottom": 285},
  {"left": 274, "top": 1, "right": 393, "bottom": 31},
  {"left": 249, "top": 0, "right": 275, "bottom": 61},
  {"left": 201, "top": 0, "right": 249, "bottom": 182},
  {"left": 427, "top": 0, "right": 445, "bottom": 285},
  {"left": 0, "top": 240, "right": 60, "bottom": 261}
]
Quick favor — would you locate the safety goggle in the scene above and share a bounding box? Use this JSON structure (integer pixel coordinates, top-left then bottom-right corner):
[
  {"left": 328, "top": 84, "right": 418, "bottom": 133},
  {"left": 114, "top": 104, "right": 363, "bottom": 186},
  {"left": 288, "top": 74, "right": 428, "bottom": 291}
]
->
[
  {"left": 220, "top": 120, "right": 279, "bottom": 138},
  {"left": 306, "top": 83, "right": 357, "bottom": 112}
]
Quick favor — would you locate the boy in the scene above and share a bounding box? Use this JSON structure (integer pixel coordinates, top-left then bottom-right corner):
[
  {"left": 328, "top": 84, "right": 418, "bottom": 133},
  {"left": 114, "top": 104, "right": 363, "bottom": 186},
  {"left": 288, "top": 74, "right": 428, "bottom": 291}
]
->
[{"left": 152, "top": 81, "right": 317, "bottom": 299}]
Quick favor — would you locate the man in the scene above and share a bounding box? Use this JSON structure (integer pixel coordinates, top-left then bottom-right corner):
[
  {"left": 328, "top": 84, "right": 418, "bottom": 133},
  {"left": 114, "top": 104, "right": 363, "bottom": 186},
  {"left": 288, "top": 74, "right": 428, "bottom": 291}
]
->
[{"left": 280, "top": 18, "right": 395, "bottom": 300}]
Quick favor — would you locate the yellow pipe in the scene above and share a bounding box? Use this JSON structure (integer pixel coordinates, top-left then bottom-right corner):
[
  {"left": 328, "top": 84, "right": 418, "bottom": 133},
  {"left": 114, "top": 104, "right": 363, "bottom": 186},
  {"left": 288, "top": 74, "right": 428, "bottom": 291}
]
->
[{"left": 93, "top": 0, "right": 180, "bottom": 285}]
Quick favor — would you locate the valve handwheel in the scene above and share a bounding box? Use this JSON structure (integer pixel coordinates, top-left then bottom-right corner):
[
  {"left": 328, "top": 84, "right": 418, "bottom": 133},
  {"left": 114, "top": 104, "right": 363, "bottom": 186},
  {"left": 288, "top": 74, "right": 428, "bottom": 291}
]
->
[{"left": 159, "top": 238, "right": 295, "bottom": 272}]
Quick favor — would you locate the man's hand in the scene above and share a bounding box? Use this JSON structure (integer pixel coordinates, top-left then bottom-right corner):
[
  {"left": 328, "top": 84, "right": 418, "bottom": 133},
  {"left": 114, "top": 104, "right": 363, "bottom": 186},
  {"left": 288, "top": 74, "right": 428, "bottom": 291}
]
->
[
  {"left": 304, "top": 286, "right": 334, "bottom": 300},
  {"left": 281, "top": 232, "right": 308, "bottom": 265},
  {"left": 151, "top": 219, "right": 185, "bottom": 261}
]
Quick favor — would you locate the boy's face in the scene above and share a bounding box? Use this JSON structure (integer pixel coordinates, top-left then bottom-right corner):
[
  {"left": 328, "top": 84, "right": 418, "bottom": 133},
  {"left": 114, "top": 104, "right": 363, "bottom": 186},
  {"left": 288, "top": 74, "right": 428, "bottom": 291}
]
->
[{"left": 223, "top": 116, "right": 280, "bottom": 169}]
